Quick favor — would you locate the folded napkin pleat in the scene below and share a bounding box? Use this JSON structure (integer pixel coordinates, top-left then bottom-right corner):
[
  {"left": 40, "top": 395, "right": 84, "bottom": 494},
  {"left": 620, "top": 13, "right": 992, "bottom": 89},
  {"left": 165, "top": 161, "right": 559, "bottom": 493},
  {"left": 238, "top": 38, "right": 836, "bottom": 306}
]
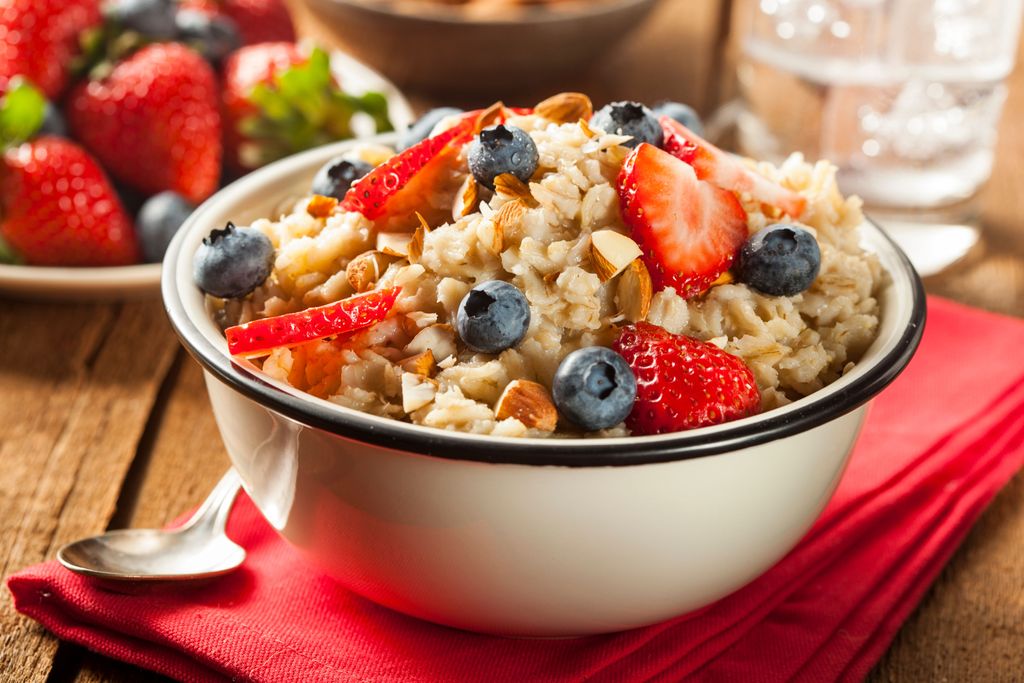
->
[{"left": 9, "top": 297, "right": 1024, "bottom": 683}]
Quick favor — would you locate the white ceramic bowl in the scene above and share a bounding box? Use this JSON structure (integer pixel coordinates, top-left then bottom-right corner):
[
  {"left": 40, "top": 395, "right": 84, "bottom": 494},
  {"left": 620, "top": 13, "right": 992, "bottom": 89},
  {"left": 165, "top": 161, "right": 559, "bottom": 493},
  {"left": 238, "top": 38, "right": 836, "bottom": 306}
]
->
[{"left": 162, "top": 134, "right": 925, "bottom": 637}]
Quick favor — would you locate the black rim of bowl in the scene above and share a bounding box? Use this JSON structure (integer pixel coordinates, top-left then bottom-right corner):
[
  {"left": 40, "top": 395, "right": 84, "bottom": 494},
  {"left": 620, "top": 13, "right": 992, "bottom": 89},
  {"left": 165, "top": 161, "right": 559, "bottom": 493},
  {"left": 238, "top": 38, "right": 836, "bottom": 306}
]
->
[{"left": 163, "top": 179, "right": 926, "bottom": 469}]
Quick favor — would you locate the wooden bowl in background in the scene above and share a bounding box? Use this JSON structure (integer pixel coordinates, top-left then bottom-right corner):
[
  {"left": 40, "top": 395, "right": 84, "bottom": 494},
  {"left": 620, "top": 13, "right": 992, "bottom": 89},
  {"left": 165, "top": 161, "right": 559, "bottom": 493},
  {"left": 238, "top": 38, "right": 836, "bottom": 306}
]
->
[{"left": 302, "top": 0, "right": 660, "bottom": 97}]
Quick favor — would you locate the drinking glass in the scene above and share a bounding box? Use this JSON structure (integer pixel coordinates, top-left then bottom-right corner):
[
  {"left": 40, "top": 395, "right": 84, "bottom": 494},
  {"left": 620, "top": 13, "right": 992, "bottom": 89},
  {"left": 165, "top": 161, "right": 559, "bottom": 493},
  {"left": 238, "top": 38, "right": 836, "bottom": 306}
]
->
[{"left": 735, "top": 0, "right": 1024, "bottom": 272}]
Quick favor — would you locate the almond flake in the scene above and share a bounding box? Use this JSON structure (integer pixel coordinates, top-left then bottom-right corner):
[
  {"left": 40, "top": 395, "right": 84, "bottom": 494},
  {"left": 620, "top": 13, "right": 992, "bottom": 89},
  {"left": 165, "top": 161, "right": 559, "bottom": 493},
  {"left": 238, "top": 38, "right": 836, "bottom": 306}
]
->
[
  {"left": 590, "top": 230, "right": 643, "bottom": 282},
  {"left": 403, "top": 323, "right": 456, "bottom": 360},
  {"left": 400, "top": 349, "right": 436, "bottom": 377},
  {"left": 535, "top": 92, "right": 593, "bottom": 124},
  {"left": 377, "top": 232, "right": 413, "bottom": 257},
  {"left": 346, "top": 250, "right": 395, "bottom": 292},
  {"left": 475, "top": 101, "right": 506, "bottom": 133},
  {"left": 402, "top": 372, "right": 439, "bottom": 413},
  {"left": 306, "top": 194, "right": 338, "bottom": 218},
  {"left": 616, "top": 258, "right": 653, "bottom": 322},
  {"left": 493, "top": 173, "right": 531, "bottom": 201},
  {"left": 494, "top": 379, "right": 558, "bottom": 432},
  {"left": 578, "top": 117, "right": 598, "bottom": 138},
  {"left": 408, "top": 216, "right": 430, "bottom": 264},
  {"left": 493, "top": 198, "right": 526, "bottom": 236},
  {"left": 452, "top": 174, "right": 480, "bottom": 220}
]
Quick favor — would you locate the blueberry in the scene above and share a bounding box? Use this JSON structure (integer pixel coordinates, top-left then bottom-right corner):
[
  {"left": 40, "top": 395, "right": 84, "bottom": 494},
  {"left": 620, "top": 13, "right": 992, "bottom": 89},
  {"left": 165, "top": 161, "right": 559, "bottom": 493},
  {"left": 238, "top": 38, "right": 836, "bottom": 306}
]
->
[
  {"left": 138, "top": 191, "right": 195, "bottom": 263},
  {"left": 38, "top": 103, "right": 67, "bottom": 138},
  {"left": 310, "top": 155, "right": 373, "bottom": 199},
  {"left": 590, "top": 101, "right": 663, "bottom": 149},
  {"left": 466, "top": 124, "right": 538, "bottom": 190},
  {"left": 103, "top": 0, "right": 178, "bottom": 40},
  {"left": 552, "top": 347, "right": 637, "bottom": 431},
  {"left": 174, "top": 9, "right": 241, "bottom": 64},
  {"left": 397, "top": 107, "right": 463, "bottom": 152},
  {"left": 736, "top": 223, "right": 821, "bottom": 297},
  {"left": 193, "top": 222, "right": 275, "bottom": 298},
  {"left": 455, "top": 280, "right": 531, "bottom": 354},
  {"left": 653, "top": 100, "right": 704, "bottom": 137}
]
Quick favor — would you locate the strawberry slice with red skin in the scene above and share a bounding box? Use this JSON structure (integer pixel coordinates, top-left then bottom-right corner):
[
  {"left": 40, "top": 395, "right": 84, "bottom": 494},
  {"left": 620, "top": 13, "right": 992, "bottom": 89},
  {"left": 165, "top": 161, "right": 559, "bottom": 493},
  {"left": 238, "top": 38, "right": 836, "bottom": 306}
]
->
[
  {"left": 341, "top": 117, "right": 474, "bottom": 221},
  {"left": 618, "top": 143, "right": 749, "bottom": 299},
  {"left": 660, "top": 116, "right": 807, "bottom": 218},
  {"left": 226, "top": 287, "right": 400, "bottom": 358},
  {"left": 340, "top": 104, "right": 529, "bottom": 222}
]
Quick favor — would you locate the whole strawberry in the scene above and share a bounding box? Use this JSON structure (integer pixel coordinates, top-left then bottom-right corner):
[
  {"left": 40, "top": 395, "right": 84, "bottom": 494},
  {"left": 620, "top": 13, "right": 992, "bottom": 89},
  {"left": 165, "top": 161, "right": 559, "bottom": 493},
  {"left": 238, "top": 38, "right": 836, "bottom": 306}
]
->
[
  {"left": 222, "top": 43, "right": 390, "bottom": 174},
  {"left": 180, "top": 0, "right": 295, "bottom": 45},
  {"left": 1, "top": 137, "right": 139, "bottom": 266},
  {"left": 66, "top": 42, "right": 222, "bottom": 203},
  {"left": 613, "top": 322, "right": 760, "bottom": 435},
  {"left": 0, "top": 0, "right": 102, "bottom": 99}
]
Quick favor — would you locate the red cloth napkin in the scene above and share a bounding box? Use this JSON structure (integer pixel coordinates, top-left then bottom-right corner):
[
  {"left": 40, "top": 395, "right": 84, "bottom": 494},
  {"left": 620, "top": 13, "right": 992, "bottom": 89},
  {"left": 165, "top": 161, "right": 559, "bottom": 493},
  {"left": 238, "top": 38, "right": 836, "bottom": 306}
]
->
[{"left": 9, "top": 296, "right": 1024, "bottom": 683}]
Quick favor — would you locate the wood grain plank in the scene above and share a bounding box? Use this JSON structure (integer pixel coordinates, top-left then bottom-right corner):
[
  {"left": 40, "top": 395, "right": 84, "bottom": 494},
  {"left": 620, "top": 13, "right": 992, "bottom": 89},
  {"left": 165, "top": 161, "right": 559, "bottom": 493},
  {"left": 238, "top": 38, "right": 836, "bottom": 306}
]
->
[
  {"left": 72, "top": 359, "right": 231, "bottom": 683},
  {"left": 0, "top": 302, "right": 179, "bottom": 682}
]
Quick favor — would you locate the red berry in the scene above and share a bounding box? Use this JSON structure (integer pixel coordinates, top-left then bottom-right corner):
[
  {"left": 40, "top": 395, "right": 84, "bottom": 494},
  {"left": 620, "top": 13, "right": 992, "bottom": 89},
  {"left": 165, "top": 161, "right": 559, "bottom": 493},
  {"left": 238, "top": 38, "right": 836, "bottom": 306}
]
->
[
  {"left": 0, "top": 137, "right": 139, "bottom": 266},
  {"left": 221, "top": 43, "right": 391, "bottom": 174},
  {"left": 613, "top": 322, "right": 761, "bottom": 435},
  {"left": 67, "top": 43, "right": 222, "bottom": 204},
  {"left": 225, "top": 287, "right": 401, "bottom": 358},
  {"left": 0, "top": 0, "right": 101, "bottom": 99},
  {"left": 341, "top": 117, "right": 476, "bottom": 222},
  {"left": 618, "top": 142, "right": 749, "bottom": 298},
  {"left": 221, "top": 41, "right": 305, "bottom": 173},
  {"left": 181, "top": 0, "right": 295, "bottom": 45},
  {"left": 660, "top": 116, "right": 807, "bottom": 218}
]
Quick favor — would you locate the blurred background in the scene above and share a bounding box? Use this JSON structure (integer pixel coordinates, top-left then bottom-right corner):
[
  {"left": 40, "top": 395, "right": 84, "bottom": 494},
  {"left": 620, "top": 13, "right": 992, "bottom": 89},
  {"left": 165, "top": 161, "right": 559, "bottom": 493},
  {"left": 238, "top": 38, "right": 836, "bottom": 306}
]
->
[
  {"left": 5, "top": 0, "right": 1022, "bottom": 309},
  {"left": 294, "top": 0, "right": 1024, "bottom": 311}
]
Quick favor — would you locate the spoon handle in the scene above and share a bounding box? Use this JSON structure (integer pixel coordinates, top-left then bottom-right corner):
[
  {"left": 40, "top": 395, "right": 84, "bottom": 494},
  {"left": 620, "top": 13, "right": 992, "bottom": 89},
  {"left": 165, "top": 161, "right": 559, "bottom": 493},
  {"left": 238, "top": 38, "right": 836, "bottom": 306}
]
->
[{"left": 180, "top": 469, "right": 243, "bottom": 536}]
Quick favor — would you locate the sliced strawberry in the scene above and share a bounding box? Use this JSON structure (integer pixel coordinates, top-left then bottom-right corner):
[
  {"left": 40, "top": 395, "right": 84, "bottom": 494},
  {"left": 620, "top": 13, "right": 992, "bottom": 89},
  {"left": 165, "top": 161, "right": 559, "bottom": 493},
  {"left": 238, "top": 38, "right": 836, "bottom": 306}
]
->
[
  {"left": 340, "top": 104, "right": 528, "bottom": 223},
  {"left": 660, "top": 116, "right": 807, "bottom": 218},
  {"left": 226, "top": 287, "right": 400, "bottom": 358},
  {"left": 341, "top": 117, "right": 475, "bottom": 222},
  {"left": 618, "top": 143, "right": 749, "bottom": 299}
]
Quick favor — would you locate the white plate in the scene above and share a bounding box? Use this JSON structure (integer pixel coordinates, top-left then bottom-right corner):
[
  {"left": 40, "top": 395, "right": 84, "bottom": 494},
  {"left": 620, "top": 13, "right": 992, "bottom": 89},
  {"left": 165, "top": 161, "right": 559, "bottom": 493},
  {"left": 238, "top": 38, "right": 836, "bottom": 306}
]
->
[{"left": 0, "top": 50, "right": 414, "bottom": 301}]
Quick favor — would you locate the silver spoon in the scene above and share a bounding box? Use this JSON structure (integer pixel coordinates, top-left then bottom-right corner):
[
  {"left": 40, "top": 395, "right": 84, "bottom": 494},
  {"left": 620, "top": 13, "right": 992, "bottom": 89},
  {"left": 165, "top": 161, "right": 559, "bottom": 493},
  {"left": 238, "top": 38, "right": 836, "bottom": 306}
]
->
[{"left": 57, "top": 469, "right": 245, "bottom": 581}]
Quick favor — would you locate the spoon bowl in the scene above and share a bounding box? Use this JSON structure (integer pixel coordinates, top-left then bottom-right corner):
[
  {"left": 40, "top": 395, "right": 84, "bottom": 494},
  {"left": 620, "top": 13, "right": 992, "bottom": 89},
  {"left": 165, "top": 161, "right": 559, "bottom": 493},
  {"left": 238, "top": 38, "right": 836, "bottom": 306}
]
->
[{"left": 57, "top": 470, "right": 245, "bottom": 582}]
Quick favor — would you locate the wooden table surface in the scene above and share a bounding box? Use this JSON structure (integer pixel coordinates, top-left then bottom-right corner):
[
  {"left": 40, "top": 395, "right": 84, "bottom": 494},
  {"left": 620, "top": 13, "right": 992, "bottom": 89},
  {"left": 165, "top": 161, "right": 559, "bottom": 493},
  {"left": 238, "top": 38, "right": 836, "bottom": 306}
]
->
[{"left": 3, "top": 1, "right": 1023, "bottom": 681}]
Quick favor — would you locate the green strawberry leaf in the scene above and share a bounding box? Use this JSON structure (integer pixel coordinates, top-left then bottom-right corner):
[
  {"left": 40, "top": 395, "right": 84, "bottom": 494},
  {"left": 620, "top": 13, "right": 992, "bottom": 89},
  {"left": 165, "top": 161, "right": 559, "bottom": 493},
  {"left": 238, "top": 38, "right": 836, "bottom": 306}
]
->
[
  {"left": 0, "top": 79, "right": 46, "bottom": 148},
  {"left": 239, "top": 46, "right": 394, "bottom": 169}
]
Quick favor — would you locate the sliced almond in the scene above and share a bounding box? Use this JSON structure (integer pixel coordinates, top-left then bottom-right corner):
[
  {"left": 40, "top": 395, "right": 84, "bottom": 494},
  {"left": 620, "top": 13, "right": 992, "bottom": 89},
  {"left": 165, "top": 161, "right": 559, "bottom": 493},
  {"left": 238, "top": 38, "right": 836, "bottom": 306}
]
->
[
  {"left": 493, "top": 173, "right": 531, "bottom": 201},
  {"left": 616, "top": 258, "right": 653, "bottom": 322},
  {"left": 346, "top": 250, "right": 395, "bottom": 293},
  {"left": 474, "top": 101, "right": 506, "bottom": 133},
  {"left": 400, "top": 349, "right": 436, "bottom": 377},
  {"left": 495, "top": 379, "right": 558, "bottom": 432},
  {"left": 401, "top": 372, "right": 439, "bottom": 413},
  {"left": 590, "top": 230, "right": 643, "bottom": 282},
  {"left": 535, "top": 92, "right": 593, "bottom": 124},
  {"left": 306, "top": 194, "right": 338, "bottom": 218},
  {"left": 578, "top": 117, "right": 598, "bottom": 139},
  {"left": 452, "top": 174, "right": 480, "bottom": 220},
  {"left": 408, "top": 215, "right": 430, "bottom": 264},
  {"left": 376, "top": 232, "right": 413, "bottom": 257},
  {"left": 403, "top": 323, "right": 457, "bottom": 361},
  {"left": 493, "top": 198, "right": 526, "bottom": 235}
]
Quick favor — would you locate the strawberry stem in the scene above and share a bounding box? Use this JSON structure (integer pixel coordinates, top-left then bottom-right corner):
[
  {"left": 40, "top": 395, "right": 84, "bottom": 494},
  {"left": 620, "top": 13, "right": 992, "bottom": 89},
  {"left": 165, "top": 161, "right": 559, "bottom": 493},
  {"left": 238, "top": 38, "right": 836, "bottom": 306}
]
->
[{"left": 239, "top": 47, "right": 393, "bottom": 169}]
